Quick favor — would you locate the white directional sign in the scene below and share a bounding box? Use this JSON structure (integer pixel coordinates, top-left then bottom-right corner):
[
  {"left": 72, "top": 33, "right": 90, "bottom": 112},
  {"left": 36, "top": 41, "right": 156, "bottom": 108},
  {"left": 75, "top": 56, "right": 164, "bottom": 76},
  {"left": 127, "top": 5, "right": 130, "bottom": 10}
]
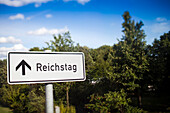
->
[{"left": 7, "top": 52, "right": 86, "bottom": 84}]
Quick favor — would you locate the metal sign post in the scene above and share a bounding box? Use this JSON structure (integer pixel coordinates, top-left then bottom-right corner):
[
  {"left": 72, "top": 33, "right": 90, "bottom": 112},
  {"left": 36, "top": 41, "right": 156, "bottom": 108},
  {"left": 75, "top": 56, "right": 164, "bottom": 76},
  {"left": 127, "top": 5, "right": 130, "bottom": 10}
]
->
[
  {"left": 44, "top": 50, "right": 53, "bottom": 113},
  {"left": 45, "top": 83, "right": 54, "bottom": 113}
]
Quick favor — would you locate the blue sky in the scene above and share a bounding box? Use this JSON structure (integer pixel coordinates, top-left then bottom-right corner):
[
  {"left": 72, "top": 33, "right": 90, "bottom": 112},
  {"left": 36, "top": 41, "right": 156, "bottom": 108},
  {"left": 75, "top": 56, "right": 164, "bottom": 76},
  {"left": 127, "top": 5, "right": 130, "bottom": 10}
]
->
[{"left": 0, "top": 0, "right": 170, "bottom": 59}]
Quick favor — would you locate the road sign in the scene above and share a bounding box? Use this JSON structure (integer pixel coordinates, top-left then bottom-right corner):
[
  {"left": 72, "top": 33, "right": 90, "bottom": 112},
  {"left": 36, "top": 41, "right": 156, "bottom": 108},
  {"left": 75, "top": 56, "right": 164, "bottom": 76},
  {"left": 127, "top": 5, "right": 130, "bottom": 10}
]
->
[{"left": 7, "top": 52, "right": 86, "bottom": 84}]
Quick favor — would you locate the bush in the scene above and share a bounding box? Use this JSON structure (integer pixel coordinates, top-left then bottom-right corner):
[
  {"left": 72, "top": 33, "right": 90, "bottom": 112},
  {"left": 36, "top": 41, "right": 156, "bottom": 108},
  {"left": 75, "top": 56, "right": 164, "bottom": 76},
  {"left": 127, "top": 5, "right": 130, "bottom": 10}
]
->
[
  {"left": 59, "top": 101, "right": 76, "bottom": 113},
  {"left": 86, "top": 89, "right": 146, "bottom": 113}
]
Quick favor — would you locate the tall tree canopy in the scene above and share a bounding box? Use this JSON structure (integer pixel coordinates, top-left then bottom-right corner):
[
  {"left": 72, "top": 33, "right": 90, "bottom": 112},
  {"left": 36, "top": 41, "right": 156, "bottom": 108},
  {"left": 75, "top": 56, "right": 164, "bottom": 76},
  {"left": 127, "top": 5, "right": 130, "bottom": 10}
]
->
[
  {"left": 148, "top": 31, "right": 170, "bottom": 93},
  {"left": 86, "top": 11, "right": 148, "bottom": 112},
  {"left": 107, "top": 11, "right": 148, "bottom": 91}
]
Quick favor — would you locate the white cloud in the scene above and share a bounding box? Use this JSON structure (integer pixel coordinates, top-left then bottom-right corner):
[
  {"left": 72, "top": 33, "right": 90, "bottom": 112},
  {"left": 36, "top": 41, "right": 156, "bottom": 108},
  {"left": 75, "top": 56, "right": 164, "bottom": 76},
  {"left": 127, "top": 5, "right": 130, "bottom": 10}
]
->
[
  {"left": 0, "top": 36, "right": 22, "bottom": 44},
  {"left": 28, "top": 27, "right": 69, "bottom": 35},
  {"left": 156, "top": 17, "right": 167, "bottom": 22},
  {"left": 26, "top": 17, "right": 32, "bottom": 20},
  {"left": 77, "top": 0, "right": 90, "bottom": 5},
  {"left": 35, "top": 3, "right": 41, "bottom": 7},
  {"left": 63, "top": 0, "right": 90, "bottom": 5},
  {"left": 151, "top": 22, "right": 170, "bottom": 33},
  {"left": 9, "top": 13, "right": 34, "bottom": 20},
  {"left": 45, "top": 14, "right": 52, "bottom": 18},
  {"left": 9, "top": 13, "right": 24, "bottom": 20},
  {"left": 0, "top": 0, "right": 53, "bottom": 7},
  {"left": 0, "top": 44, "right": 28, "bottom": 59},
  {"left": 150, "top": 17, "right": 170, "bottom": 33}
]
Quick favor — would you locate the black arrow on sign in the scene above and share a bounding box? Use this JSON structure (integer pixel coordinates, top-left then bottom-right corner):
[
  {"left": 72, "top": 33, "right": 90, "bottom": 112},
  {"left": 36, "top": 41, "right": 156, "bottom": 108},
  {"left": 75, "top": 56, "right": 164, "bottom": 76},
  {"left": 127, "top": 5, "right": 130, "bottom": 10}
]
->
[{"left": 16, "top": 60, "right": 31, "bottom": 75}]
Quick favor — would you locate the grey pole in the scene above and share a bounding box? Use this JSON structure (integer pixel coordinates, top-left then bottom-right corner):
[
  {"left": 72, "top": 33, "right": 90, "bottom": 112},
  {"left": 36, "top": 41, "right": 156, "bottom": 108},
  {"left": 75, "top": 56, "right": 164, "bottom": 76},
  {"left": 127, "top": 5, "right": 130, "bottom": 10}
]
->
[
  {"left": 44, "top": 50, "right": 54, "bottom": 113},
  {"left": 45, "top": 84, "right": 54, "bottom": 113}
]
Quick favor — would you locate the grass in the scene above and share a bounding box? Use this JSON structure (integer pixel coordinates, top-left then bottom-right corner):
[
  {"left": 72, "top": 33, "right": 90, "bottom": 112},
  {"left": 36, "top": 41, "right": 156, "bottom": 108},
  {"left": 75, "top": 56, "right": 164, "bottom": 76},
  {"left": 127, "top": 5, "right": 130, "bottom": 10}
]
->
[{"left": 0, "top": 105, "right": 13, "bottom": 113}]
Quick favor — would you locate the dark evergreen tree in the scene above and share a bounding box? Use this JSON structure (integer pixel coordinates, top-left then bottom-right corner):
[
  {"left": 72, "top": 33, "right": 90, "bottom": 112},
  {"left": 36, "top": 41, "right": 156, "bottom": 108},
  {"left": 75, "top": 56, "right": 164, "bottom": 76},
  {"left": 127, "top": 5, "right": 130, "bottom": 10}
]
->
[
  {"left": 107, "top": 11, "right": 148, "bottom": 92},
  {"left": 148, "top": 31, "right": 170, "bottom": 93},
  {"left": 86, "top": 11, "right": 148, "bottom": 112}
]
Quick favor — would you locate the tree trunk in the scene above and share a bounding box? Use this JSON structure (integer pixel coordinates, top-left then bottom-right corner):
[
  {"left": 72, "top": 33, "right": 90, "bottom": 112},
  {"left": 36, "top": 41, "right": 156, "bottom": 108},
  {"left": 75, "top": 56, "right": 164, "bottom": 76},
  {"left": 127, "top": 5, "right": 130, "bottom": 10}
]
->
[
  {"left": 66, "top": 86, "right": 69, "bottom": 109},
  {"left": 137, "top": 89, "right": 142, "bottom": 108}
]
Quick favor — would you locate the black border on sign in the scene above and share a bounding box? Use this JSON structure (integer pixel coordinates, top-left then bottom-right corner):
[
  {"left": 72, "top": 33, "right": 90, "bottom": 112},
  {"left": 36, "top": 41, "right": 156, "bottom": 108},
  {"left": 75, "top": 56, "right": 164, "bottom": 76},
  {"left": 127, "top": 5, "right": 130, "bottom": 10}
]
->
[{"left": 7, "top": 52, "right": 86, "bottom": 84}]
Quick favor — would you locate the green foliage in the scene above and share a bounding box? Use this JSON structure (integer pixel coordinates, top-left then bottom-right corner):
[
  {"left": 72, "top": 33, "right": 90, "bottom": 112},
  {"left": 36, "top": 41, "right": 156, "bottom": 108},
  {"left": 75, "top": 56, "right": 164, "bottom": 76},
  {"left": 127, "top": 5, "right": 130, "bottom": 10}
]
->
[
  {"left": 85, "top": 11, "right": 148, "bottom": 112},
  {"left": 106, "top": 11, "right": 148, "bottom": 91},
  {"left": 0, "top": 83, "right": 45, "bottom": 113},
  {"left": 126, "top": 106, "right": 146, "bottom": 113},
  {"left": 29, "top": 47, "right": 43, "bottom": 51},
  {"left": 45, "top": 32, "right": 80, "bottom": 109},
  {"left": 45, "top": 32, "right": 79, "bottom": 52},
  {"left": 0, "top": 85, "right": 29, "bottom": 113},
  {"left": 147, "top": 31, "right": 170, "bottom": 92},
  {"left": 86, "top": 89, "right": 145, "bottom": 113},
  {"left": 0, "top": 59, "right": 45, "bottom": 113},
  {"left": 0, "top": 59, "right": 7, "bottom": 88},
  {"left": 86, "top": 89, "right": 130, "bottom": 112},
  {"left": 54, "top": 83, "right": 68, "bottom": 105},
  {"left": 59, "top": 101, "right": 76, "bottom": 113},
  {"left": 27, "top": 85, "right": 45, "bottom": 113}
]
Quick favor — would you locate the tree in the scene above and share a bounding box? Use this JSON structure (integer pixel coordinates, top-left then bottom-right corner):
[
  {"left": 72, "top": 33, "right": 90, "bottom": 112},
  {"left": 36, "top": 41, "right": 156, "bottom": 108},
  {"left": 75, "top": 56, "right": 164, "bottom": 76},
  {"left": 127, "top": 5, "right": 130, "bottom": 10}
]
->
[
  {"left": 27, "top": 84, "right": 45, "bottom": 113},
  {"left": 0, "top": 85, "right": 29, "bottom": 113},
  {"left": 87, "top": 11, "right": 148, "bottom": 112},
  {"left": 45, "top": 32, "right": 79, "bottom": 109},
  {"left": 107, "top": 12, "right": 148, "bottom": 108},
  {"left": 148, "top": 31, "right": 170, "bottom": 93},
  {"left": 45, "top": 32, "right": 79, "bottom": 52},
  {"left": 29, "top": 47, "right": 43, "bottom": 51},
  {"left": 86, "top": 89, "right": 131, "bottom": 113},
  {"left": 0, "top": 59, "right": 46, "bottom": 113},
  {"left": 0, "top": 59, "right": 8, "bottom": 107},
  {"left": 0, "top": 59, "right": 7, "bottom": 88}
]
